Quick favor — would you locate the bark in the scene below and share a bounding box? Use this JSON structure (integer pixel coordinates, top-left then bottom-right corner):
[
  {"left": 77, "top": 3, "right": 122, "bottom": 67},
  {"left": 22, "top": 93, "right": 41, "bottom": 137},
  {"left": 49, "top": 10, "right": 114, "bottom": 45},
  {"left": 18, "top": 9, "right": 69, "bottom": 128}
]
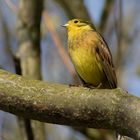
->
[
  {"left": 16, "top": 0, "right": 45, "bottom": 140},
  {"left": 0, "top": 69, "right": 139, "bottom": 140}
]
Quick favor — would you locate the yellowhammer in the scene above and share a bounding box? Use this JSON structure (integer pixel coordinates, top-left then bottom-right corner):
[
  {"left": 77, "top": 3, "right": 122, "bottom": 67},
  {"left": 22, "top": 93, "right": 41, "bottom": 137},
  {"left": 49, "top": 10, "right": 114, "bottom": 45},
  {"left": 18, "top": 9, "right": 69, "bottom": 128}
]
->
[{"left": 63, "top": 19, "right": 117, "bottom": 89}]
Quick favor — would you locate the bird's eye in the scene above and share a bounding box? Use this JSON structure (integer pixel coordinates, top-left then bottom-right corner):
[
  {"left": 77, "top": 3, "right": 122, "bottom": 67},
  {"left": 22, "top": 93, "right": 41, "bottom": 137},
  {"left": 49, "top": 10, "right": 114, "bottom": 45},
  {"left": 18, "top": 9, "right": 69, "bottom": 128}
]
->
[{"left": 74, "top": 20, "right": 79, "bottom": 23}]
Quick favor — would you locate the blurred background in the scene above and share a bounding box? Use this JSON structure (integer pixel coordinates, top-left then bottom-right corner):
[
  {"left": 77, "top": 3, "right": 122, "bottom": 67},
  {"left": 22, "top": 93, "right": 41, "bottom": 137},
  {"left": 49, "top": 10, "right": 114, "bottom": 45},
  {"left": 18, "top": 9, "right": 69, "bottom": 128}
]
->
[{"left": 0, "top": 0, "right": 140, "bottom": 140}]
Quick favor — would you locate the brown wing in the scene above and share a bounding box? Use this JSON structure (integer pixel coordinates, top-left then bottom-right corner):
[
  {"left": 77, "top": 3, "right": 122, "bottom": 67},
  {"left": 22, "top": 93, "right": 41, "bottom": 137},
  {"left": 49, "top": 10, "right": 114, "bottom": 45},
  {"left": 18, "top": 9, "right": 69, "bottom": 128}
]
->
[{"left": 95, "top": 32, "right": 117, "bottom": 88}]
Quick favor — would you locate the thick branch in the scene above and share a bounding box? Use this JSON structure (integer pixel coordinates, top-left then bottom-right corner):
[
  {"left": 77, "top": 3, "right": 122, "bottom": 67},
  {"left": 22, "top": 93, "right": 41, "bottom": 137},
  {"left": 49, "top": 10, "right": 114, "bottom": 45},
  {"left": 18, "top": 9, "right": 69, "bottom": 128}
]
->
[{"left": 0, "top": 69, "right": 139, "bottom": 140}]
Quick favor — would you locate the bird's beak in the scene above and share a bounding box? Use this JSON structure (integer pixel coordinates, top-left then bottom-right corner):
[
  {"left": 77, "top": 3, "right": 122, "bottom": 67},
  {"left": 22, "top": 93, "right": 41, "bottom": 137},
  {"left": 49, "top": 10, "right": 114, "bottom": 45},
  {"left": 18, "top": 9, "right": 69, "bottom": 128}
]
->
[{"left": 61, "top": 23, "right": 69, "bottom": 27}]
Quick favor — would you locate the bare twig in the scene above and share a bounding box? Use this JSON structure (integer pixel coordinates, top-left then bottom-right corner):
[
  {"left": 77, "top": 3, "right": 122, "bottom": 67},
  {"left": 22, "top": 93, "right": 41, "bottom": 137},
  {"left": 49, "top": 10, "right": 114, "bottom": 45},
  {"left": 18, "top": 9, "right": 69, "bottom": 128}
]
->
[
  {"left": 43, "top": 11, "right": 79, "bottom": 83},
  {"left": 4, "top": 0, "right": 17, "bottom": 13},
  {"left": 115, "top": 0, "right": 123, "bottom": 69},
  {"left": 114, "top": 0, "right": 124, "bottom": 86},
  {"left": 99, "top": 0, "right": 114, "bottom": 32}
]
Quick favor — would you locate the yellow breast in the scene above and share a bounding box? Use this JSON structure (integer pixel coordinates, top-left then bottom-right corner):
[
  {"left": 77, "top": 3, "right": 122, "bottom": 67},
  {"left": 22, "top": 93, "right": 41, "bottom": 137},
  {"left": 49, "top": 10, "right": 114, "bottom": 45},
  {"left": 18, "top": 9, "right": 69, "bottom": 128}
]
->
[{"left": 69, "top": 46, "right": 104, "bottom": 86}]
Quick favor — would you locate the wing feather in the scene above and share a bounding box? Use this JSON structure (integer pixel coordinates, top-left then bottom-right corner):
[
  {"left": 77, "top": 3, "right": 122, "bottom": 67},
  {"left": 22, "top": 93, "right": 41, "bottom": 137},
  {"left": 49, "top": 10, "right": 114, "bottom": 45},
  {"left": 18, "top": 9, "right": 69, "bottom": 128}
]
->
[{"left": 95, "top": 32, "right": 117, "bottom": 88}]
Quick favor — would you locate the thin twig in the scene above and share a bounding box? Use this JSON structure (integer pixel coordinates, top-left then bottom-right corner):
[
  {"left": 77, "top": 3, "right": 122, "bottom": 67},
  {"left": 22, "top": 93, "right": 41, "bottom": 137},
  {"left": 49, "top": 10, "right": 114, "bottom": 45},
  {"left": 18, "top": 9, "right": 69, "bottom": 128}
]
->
[
  {"left": 99, "top": 0, "right": 114, "bottom": 32},
  {"left": 4, "top": 0, "right": 17, "bottom": 12},
  {"left": 43, "top": 11, "right": 79, "bottom": 83},
  {"left": 115, "top": 0, "right": 123, "bottom": 69}
]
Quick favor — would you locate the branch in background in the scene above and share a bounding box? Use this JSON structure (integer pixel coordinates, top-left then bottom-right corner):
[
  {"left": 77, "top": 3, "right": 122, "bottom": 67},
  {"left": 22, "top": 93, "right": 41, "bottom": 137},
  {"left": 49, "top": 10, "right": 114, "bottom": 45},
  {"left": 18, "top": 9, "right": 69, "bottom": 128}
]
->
[
  {"left": 114, "top": 0, "right": 123, "bottom": 86},
  {"left": 54, "top": 0, "right": 91, "bottom": 21},
  {"left": 115, "top": 0, "right": 123, "bottom": 69},
  {"left": 4, "top": 0, "right": 17, "bottom": 13},
  {"left": 43, "top": 11, "right": 80, "bottom": 84},
  {"left": 17, "top": 0, "right": 43, "bottom": 79},
  {"left": 16, "top": 0, "right": 45, "bottom": 140},
  {"left": 99, "top": 0, "right": 114, "bottom": 32},
  {"left": 0, "top": 69, "right": 139, "bottom": 140},
  {"left": 5, "top": 0, "right": 42, "bottom": 76}
]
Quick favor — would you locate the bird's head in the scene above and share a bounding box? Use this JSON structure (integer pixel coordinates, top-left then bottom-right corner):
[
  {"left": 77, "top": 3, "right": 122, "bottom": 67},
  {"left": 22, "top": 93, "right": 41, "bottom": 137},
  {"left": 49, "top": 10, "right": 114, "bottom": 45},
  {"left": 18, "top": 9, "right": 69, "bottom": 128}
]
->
[{"left": 62, "top": 19, "right": 95, "bottom": 35}]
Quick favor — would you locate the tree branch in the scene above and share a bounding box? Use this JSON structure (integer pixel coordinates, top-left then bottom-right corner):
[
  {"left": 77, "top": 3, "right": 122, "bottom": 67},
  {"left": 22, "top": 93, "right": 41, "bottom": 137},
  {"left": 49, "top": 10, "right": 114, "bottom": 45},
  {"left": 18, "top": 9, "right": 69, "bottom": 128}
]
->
[
  {"left": 0, "top": 69, "right": 139, "bottom": 140},
  {"left": 17, "top": 0, "right": 43, "bottom": 80},
  {"left": 99, "top": 0, "right": 114, "bottom": 32}
]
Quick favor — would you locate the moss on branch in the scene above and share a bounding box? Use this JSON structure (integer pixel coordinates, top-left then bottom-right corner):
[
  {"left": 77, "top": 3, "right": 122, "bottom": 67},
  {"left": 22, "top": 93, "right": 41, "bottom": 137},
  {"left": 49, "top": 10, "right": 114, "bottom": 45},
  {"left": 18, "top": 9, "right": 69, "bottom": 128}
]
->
[{"left": 0, "top": 69, "right": 139, "bottom": 139}]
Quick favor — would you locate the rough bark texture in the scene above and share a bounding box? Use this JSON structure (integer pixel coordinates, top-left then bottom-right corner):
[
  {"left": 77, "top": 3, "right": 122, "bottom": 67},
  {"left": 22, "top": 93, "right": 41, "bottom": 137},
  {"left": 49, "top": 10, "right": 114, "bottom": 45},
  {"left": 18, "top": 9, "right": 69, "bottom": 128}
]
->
[
  {"left": 16, "top": 0, "right": 45, "bottom": 140},
  {"left": 0, "top": 69, "right": 139, "bottom": 140}
]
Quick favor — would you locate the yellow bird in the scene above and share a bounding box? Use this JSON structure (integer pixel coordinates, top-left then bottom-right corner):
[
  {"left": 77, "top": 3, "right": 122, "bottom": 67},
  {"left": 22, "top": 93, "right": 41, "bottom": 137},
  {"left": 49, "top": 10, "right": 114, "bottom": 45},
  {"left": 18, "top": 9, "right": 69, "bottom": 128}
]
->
[{"left": 63, "top": 19, "right": 117, "bottom": 89}]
